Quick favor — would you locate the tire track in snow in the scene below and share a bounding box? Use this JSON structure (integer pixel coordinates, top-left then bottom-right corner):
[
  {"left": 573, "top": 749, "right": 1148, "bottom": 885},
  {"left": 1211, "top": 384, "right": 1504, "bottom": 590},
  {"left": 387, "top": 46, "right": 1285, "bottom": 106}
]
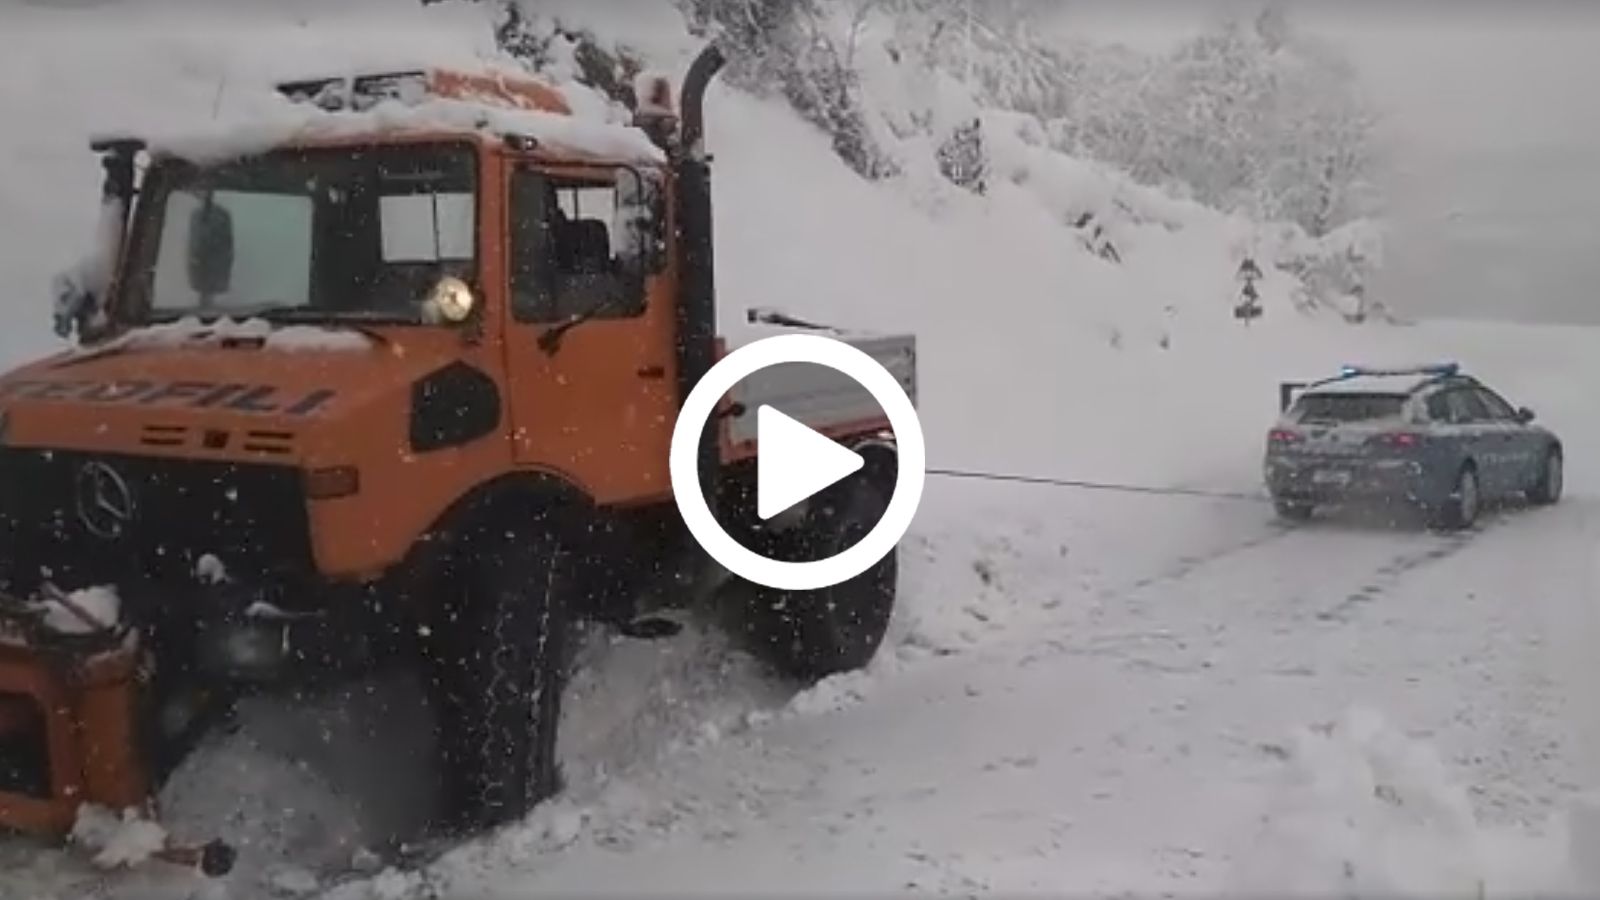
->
[
  {"left": 1310, "top": 518, "right": 1494, "bottom": 624},
  {"left": 1117, "top": 518, "right": 1302, "bottom": 595},
  {"left": 1138, "top": 500, "right": 1596, "bottom": 837},
  {"left": 1014, "top": 509, "right": 1490, "bottom": 677},
  {"left": 1226, "top": 499, "right": 1600, "bottom": 896}
]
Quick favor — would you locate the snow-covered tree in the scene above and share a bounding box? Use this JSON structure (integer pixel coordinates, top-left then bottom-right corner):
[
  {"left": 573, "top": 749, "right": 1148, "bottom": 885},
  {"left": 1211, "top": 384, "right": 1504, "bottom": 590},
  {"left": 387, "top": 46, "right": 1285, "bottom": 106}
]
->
[
  {"left": 673, "top": 0, "right": 896, "bottom": 179},
  {"left": 935, "top": 117, "right": 986, "bottom": 193},
  {"left": 420, "top": 0, "right": 645, "bottom": 112},
  {"left": 1081, "top": 5, "right": 1381, "bottom": 236},
  {"left": 873, "top": 1, "right": 1381, "bottom": 237},
  {"left": 417, "top": 0, "right": 1383, "bottom": 309}
]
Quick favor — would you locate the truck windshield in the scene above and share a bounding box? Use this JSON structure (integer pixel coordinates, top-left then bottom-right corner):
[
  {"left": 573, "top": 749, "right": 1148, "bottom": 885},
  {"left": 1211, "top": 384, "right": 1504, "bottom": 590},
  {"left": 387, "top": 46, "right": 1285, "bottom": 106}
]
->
[{"left": 120, "top": 142, "right": 477, "bottom": 324}]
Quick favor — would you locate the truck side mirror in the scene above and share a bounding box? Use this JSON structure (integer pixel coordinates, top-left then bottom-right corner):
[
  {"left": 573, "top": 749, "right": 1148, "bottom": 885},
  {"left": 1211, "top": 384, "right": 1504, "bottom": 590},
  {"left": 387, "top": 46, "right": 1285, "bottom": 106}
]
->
[
  {"left": 52, "top": 269, "right": 101, "bottom": 343},
  {"left": 186, "top": 197, "right": 235, "bottom": 300},
  {"left": 612, "top": 167, "right": 664, "bottom": 279},
  {"left": 1516, "top": 406, "right": 1536, "bottom": 424}
]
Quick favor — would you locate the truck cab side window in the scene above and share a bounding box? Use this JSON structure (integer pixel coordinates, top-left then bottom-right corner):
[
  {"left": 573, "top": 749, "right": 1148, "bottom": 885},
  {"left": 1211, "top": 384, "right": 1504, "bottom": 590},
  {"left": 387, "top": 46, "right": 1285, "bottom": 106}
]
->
[{"left": 509, "top": 168, "right": 645, "bottom": 324}]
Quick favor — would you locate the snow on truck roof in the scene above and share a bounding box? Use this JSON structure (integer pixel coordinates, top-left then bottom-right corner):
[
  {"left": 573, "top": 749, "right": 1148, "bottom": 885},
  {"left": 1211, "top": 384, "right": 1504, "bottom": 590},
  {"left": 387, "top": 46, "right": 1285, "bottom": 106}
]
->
[{"left": 101, "top": 66, "right": 666, "bottom": 167}]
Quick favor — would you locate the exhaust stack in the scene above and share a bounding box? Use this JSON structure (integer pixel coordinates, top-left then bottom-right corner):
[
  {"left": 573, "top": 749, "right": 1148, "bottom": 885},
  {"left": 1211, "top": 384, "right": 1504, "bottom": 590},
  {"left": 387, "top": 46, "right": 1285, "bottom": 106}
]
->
[{"left": 673, "top": 44, "right": 727, "bottom": 496}]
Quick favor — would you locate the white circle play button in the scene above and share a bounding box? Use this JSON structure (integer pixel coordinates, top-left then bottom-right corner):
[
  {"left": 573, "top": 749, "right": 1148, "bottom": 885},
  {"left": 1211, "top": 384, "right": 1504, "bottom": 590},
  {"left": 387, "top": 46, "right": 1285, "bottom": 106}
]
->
[
  {"left": 755, "top": 404, "right": 866, "bottom": 521},
  {"left": 669, "top": 333, "right": 926, "bottom": 592}
]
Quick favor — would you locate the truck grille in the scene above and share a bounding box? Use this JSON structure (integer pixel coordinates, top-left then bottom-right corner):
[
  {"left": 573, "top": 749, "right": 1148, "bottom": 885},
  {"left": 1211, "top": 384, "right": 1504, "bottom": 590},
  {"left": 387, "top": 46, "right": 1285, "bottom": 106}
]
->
[{"left": 0, "top": 447, "right": 315, "bottom": 592}]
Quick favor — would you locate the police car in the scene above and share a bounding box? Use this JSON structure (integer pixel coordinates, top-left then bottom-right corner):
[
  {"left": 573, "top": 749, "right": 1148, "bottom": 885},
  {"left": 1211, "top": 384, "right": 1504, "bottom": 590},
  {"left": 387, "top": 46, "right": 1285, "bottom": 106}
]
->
[{"left": 1264, "top": 363, "right": 1563, "bottom": 529}]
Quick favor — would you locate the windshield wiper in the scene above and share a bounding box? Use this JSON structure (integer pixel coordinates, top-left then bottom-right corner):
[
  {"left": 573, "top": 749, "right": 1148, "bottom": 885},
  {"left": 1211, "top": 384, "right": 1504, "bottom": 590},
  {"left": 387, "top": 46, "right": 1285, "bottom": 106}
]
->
[
  {"left": 745, "top": 306, "right": 841, "bottom": 332},
  {"left": 245, "top": 306, "right": 394, "bottom": 343},
  {"left": 538, "top": 296, "right": 629, "bottom": 355}
]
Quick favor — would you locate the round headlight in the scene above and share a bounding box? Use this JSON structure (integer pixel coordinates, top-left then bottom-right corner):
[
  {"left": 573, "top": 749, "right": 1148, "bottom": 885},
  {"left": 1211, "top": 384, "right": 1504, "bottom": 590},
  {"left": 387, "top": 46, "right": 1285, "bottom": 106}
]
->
[{"left": 425, "top": 276, "right": 477, "bottom": 324}]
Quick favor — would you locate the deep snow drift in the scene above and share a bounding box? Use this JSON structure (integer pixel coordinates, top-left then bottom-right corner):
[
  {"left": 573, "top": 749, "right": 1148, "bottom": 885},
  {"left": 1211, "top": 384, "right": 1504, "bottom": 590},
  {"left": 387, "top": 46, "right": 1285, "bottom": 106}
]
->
[{"left": 1, "top": 3, "right": 1598, "bottom": 899}]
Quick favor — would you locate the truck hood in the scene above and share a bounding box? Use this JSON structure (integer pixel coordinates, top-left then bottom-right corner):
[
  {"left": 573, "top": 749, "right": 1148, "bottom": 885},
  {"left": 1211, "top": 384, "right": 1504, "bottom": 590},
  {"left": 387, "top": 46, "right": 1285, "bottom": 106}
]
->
[{"left": 0, "top": 319, "right": 466, "bottom": 460}]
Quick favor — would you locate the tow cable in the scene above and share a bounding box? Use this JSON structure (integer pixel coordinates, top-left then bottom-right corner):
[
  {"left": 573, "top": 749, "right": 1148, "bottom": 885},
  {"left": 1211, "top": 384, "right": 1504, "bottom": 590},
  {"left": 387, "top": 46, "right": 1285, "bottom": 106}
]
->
[{"left": 926, "top": 467, "right": 1267, "bottom": 503}]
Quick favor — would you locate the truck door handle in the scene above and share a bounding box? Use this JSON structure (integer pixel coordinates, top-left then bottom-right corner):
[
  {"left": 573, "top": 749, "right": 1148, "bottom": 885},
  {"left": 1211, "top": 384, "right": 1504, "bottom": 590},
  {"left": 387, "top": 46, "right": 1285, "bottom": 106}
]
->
[{"left": 637, "top": 365, "right": 666, "bottom": 379}]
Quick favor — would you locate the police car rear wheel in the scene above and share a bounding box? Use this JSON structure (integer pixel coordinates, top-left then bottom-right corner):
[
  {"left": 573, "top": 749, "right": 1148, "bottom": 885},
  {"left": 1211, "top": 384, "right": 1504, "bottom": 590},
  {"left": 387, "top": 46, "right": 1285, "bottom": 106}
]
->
[{"left": 1434, "top": 465, "right": 1479, "bottom": 531}]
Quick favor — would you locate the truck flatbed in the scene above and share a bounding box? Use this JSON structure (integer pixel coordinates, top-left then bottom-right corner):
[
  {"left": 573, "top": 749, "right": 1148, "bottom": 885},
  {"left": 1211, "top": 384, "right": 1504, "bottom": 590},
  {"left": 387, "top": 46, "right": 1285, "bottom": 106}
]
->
[{"left": 720, "top": 328, "right": 915, "bottom": 460}]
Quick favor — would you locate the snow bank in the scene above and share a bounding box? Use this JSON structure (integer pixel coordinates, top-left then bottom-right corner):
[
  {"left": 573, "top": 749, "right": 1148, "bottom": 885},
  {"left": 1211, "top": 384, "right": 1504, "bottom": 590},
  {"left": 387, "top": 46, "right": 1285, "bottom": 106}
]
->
[
  {"left": 1232, "top": 706, "right": 1584, "bottom": 897},
  {"left": 35, "top": 585, "right": 121, "bottom": 636},
  {"left": 76, "top": 315, "right": 374, "bottom": 356},
  {"left": 845, "top": 9, "right": 1379, "bottom": 321},
  {"left": 146, "top": 93, "right": 663, "bottom": 168},
  {"left": 69, "top": 805, "right": 168, "bottom": 871}
]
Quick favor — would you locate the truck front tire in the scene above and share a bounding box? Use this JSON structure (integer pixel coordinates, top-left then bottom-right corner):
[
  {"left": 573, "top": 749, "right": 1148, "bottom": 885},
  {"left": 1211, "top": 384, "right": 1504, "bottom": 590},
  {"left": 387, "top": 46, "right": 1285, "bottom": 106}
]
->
[
  {"left": 425, "top": 509, "right": 569, "bottom": 835},
  {"left": 736, "top": 467, "right": 898, "bottom": 682}
]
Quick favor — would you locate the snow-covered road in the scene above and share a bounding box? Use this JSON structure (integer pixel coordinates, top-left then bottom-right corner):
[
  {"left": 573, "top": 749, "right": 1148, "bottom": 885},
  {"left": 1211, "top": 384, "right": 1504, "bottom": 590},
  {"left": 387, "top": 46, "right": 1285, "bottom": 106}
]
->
[
  {"left": 5, "top": 479, "right": 1596, "bottom": 900},
  {"left": 391, "top": 490, "right": 1595, "bottom": 900}
]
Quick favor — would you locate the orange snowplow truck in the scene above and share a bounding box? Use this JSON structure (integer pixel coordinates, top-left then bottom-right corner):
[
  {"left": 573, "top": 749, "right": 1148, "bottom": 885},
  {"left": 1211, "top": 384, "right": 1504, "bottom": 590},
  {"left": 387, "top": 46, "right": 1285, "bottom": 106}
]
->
[{"left": 0, "top": 44, "right": 913, "bottom": 850}]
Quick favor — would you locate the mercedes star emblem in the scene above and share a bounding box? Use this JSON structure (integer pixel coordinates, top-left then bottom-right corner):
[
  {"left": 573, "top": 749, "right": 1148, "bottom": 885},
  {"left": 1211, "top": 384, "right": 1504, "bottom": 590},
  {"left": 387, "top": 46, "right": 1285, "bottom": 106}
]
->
[{"left": 75, "top": 460, "right": 136, "bottom": 539}]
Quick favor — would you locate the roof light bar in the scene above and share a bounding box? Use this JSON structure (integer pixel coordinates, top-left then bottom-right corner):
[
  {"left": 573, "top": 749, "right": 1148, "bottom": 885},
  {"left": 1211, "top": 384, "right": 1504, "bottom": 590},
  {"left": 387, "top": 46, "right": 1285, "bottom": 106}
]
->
[
  {"left": 273, "top": 68, "right": 573, "bottom": 117},
  {"left": 1336, "top": 362, "right": 1459, "bottom": 379},
  {"left": 276, "top": 71, "right": 431, "bottom": 113}
]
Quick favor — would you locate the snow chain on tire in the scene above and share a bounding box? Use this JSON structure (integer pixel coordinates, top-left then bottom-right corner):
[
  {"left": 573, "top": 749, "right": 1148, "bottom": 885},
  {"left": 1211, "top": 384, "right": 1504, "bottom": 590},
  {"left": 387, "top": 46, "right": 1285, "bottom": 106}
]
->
[
  {"left": 738, "top": 468, "right": 898, "bottom": 682},
  {"left": 429, "top": 508, "right": 569, "bottom": 834}
]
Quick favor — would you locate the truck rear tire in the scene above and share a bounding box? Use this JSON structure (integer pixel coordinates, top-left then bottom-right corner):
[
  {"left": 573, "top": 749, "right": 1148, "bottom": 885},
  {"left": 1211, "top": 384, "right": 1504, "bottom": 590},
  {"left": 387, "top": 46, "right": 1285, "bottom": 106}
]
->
[
  {"left": 425, "top": 511, "right": 569, "bottom": 835},
  {"left": 737, "top": 469, "right": 897, "bottom": 682}
]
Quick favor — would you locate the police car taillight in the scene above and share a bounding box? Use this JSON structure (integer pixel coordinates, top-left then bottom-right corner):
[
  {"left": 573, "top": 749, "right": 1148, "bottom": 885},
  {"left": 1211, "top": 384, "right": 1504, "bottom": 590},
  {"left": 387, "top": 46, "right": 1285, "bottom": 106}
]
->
[{"left": 1369, "top": 432, "right": 1423, "bottom": 448}]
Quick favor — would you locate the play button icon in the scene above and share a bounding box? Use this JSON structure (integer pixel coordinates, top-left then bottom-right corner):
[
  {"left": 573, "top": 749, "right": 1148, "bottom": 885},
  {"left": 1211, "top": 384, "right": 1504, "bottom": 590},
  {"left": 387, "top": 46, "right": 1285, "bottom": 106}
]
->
[
  {"left": 670, "top": 333, "right": 927, "bottom": 592},
  {"left": 756, "top": 405, "right": 865, "bottom": 520}
]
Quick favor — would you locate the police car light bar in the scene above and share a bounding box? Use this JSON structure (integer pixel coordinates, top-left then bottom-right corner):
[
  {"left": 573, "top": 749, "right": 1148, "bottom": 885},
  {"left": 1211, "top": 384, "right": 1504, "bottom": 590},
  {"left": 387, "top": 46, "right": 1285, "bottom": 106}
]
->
[{"left": 1337, "top": 362, "right": 1459, "bottom": 379}]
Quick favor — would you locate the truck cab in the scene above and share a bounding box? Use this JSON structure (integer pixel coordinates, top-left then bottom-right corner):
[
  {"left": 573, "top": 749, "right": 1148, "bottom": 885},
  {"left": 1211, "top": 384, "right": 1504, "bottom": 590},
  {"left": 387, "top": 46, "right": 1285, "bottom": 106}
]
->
[{"left": 0, "top": 49, "right": 912, "bottom": 844}]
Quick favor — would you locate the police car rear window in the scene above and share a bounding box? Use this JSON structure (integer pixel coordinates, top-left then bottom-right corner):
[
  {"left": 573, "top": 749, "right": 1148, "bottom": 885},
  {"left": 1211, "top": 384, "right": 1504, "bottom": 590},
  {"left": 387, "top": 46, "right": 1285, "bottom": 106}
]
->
[{"left": 1290, "top": 393, "right": 1406, "bottom": 423}]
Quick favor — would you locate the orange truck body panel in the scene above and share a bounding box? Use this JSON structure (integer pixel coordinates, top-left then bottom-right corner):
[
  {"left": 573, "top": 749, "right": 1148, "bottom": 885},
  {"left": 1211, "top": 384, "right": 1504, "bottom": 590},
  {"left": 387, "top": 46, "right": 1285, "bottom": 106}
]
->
[
  {"left": 0, "top": 135, "right": 686, "bottom": 580},
  {"left": 0, "top": 325, "right": 517, "bottom": 579},
  {"left": 0, "top": 82, "right": 895, "bottom": 582},
  {"left": 0, "top": 60, "right": 900, "bottom": 843},
  {"left": 424, "top": 68, "right": 573, "bottom": 115}
]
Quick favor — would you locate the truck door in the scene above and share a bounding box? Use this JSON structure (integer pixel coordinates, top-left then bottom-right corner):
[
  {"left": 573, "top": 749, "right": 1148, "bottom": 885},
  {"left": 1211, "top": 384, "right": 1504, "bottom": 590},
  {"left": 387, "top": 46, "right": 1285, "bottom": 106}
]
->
[{"left": 500, "top": 163, "right": 680, "bottom": 505}]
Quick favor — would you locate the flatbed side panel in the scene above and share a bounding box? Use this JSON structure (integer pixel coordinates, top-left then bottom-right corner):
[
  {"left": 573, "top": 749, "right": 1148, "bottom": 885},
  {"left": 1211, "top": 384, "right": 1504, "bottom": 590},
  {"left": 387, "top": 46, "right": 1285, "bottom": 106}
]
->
[{"left": 723, "top": 334, "right": 916, "bottom": 455}]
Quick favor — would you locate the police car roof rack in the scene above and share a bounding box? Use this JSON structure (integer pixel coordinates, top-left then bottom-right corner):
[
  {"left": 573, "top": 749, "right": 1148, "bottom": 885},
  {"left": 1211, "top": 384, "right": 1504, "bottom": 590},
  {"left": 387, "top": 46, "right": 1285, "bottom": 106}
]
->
[
  {"left": 1284, "top": 362, "right": 1462, "bottom": 412},
  {"left": 1304, "top": 362, "right": 1460, "bottom": 389}
]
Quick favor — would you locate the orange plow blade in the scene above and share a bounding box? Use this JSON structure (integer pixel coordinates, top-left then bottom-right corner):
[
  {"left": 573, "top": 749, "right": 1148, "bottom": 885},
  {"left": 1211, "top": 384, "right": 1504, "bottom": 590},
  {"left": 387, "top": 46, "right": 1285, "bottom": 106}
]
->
[
  {"left": 0, "top": 634, "right": 148, "bottom": 835},
  {"left": 0, "top": 613, "right": 236, "bottom": 876}
]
